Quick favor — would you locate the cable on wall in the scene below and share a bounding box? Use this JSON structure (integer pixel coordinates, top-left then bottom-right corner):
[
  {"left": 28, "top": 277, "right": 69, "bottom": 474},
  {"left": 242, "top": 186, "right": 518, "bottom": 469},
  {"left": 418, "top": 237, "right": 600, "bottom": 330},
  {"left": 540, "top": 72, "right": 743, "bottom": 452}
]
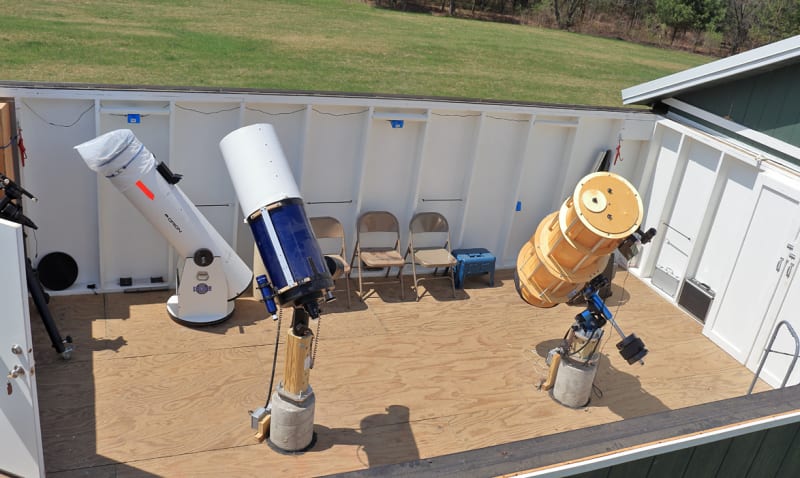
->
[{"left": 22, "top": 101, "right": 93, "bottom": 128}]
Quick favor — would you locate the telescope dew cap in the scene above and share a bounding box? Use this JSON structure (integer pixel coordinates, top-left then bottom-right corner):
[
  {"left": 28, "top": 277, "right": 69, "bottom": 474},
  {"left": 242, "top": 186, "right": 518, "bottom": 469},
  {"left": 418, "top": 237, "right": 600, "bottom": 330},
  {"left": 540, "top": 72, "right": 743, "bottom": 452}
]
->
[
  {"left": 219, "top": 123, "right": 301, "bottom": 219},
  {"left": 74, "top": 129, "right": 137, "bottom": 172}
]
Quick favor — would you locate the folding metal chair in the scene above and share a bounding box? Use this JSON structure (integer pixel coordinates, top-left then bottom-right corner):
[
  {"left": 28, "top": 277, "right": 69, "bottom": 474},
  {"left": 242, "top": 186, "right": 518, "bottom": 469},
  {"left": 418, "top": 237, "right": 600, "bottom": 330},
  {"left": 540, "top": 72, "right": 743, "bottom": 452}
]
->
[
  {"left": 349, "top": 211, "right": 405, "bottom": 301},
  {"left": 310, "top": 216, "right": 352, "bottom": 308},
  {"left": 405, "top": 212, "right": 457, "bottom": 301}
]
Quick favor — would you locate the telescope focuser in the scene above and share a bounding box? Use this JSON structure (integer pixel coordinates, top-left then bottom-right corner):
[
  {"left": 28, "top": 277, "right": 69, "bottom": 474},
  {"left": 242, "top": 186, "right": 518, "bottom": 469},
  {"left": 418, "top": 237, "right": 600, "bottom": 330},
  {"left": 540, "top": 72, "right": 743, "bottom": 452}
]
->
[{"left": 618, "top": 227, "right": 657, "bottom": 261}]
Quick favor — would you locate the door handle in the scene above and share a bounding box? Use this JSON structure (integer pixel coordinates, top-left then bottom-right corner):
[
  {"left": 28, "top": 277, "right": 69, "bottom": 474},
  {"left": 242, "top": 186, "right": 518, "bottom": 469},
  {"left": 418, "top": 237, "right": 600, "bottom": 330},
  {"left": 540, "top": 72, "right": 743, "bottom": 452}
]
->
[
  {"left": 7, "top": 365, "right": 25, "bottom": 379},
  {"left": 787, "top": 262, "right": 795, "bottom": 279},
  {"left": 776, "top": 257, "right": 785, "bottom": 272}
]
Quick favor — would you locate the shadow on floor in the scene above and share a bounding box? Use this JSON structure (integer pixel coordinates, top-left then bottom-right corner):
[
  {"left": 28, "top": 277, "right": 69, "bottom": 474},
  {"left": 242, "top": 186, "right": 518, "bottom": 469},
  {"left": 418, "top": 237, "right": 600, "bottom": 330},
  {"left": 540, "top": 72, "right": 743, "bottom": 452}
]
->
[
  {"left": 312, "top": 405, "right": 419, "bottom": 468},
  {"left": 29, "top": 295, "right": 160, "bottom": 478}
]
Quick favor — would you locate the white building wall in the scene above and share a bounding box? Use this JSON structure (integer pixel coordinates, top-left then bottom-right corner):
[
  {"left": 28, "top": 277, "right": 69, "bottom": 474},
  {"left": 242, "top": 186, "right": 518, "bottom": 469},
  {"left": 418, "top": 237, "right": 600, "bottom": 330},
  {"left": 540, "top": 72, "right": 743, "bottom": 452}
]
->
[{"left": 2, "top": 86, "right": 653, "bottom": 296}]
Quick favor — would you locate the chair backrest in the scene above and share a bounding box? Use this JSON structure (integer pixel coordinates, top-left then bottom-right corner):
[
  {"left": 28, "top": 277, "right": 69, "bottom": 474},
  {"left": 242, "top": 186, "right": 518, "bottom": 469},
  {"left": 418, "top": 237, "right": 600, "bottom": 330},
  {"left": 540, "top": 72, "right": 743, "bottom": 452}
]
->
[
  {"left": 356, "top": 211, "right": 401, "bottom": 250},
  {"left": 358, "top": 211, "right": 400, "bottom": 234},
  {"left": 409, "top": 212, "right": 451, "bottom": 250},
  {"left": 310, "top": 216, "right": 346, "bottom": 255},
  {"left": 410, "top": 212, "right": 449, "bottom": 234}
]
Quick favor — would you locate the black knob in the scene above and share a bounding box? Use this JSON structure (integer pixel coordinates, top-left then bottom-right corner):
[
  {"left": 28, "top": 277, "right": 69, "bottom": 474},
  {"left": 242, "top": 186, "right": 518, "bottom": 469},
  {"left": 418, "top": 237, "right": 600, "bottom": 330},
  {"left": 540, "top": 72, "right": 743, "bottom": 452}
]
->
[{"left": 193, "top": 248, "right": 214, "bottom": 267}]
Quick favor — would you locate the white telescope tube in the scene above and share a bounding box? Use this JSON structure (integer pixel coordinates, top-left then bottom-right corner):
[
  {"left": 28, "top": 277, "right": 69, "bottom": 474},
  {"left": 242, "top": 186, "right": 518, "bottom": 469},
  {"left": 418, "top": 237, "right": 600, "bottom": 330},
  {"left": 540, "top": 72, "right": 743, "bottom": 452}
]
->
[{"left": 75, "top": 129, "right": 251, "bottom": 300}]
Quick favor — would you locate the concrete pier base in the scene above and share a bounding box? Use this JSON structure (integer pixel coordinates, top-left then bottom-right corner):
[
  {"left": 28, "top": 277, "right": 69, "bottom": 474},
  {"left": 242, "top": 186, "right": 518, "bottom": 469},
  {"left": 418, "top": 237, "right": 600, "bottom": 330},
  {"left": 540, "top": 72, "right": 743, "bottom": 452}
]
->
[
  {"left": 552, "top": 356, "right": 599, "bottom": 408},
  {"left": 268, "top": 388, "right": 316, "bottom": 452}
]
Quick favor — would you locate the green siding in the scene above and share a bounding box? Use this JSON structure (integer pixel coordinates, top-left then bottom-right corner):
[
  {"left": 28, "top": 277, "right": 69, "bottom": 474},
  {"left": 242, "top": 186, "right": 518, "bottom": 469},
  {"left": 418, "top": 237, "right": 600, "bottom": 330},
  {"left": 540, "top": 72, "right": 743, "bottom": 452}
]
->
[
  {"left": 646, "top": 448, "right": 693, "bottom": 478},
  {"left": 574, "top": 422, "right": 800, "bottom": 478},
  {"left": 747, "top": 423, "right": 799, "bottom": 477},
  {"left": 683, "top": 440, "right": 730, "bottom": 476},
  {"left": 677, "top": 62, "right": 800, "bottom": 150},
  {"left": 776, "top": 427, "right": 800, "bottom": 478},
  {"left": 714, "top": 429, "right": 764, "bottom": 477}
]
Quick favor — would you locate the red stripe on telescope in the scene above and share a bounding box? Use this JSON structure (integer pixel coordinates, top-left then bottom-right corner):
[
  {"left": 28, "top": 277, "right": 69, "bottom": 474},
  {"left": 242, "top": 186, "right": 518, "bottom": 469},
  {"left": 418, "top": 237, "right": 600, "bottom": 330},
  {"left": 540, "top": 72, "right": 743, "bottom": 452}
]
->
[{"left": 136, "top": 180, "right": 155, "bottom": 200}]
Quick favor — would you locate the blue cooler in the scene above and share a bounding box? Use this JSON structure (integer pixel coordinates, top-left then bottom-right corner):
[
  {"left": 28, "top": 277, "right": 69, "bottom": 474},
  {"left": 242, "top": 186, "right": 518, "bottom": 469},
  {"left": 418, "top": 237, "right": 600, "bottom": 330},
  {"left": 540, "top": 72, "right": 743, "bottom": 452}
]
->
[{"left": 452, "top": 248, "right": 496, "bottom": 288}]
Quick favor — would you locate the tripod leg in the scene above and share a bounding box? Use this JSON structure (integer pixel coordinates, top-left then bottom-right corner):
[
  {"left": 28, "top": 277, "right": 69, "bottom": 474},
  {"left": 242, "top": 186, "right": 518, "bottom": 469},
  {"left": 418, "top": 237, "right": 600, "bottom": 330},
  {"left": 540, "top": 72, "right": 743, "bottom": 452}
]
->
[{"left": 25, "top": 257, "right": 72, "bottom": 359}]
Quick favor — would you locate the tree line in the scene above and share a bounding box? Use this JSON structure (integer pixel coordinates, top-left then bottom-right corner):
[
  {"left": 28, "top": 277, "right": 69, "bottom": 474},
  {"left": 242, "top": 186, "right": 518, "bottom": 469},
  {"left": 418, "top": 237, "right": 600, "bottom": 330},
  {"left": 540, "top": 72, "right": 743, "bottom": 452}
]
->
[{"left": 374, "top": 0, "right": 800, "bottom": 55}]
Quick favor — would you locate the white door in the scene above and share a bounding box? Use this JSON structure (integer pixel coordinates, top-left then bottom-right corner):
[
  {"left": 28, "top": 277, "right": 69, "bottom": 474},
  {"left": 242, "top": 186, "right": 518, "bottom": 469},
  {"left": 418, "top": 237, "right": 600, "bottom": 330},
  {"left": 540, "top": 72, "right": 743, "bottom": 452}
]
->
[
  {"left": 0, "top": 219, "right": 44, "bottom": 477},
  {"left": 705, "top": 172, "right": 800, "bottom": 363}
]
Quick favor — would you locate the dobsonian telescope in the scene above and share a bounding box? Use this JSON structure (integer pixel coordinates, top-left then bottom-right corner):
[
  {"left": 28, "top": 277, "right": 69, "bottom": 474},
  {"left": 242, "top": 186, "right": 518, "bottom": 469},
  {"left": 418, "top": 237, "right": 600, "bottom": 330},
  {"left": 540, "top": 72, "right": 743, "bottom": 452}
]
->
[{"left": 75, "top": 130, "right": 252, "bottom": 325}]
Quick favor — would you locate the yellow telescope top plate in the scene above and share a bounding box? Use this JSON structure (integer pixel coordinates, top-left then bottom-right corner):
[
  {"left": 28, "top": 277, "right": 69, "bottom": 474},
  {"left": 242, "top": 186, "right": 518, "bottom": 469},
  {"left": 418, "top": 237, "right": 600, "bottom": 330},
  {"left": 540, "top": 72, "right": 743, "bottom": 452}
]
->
[{"left": 573, "top": 173, "right": 642, "bottom": 237}]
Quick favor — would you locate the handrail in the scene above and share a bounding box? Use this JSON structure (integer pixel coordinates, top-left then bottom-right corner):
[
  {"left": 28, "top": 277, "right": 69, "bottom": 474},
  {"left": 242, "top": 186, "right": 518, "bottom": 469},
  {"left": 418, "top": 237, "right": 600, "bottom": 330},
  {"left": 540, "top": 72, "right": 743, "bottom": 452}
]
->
[{"left": 748, "top": 320, "right": 800, "bottom": 394}]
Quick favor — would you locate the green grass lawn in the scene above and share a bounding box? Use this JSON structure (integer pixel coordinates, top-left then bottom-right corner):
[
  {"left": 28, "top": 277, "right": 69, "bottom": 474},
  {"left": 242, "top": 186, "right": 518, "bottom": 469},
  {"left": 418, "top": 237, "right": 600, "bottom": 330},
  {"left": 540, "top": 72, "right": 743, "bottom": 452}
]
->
[{"left": 0, "top": 0, "right": 710, "bottom": 107}]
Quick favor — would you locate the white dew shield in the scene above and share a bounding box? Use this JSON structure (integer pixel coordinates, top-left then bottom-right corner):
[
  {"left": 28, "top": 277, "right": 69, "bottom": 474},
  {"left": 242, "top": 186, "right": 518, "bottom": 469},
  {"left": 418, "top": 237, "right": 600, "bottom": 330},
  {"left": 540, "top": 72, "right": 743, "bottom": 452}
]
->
[
  {"left": 218, "top": 123, "right": 301, "bottom": 218},
  {"left": 74, "top": 129, "right": 251, "bottom": 300}
]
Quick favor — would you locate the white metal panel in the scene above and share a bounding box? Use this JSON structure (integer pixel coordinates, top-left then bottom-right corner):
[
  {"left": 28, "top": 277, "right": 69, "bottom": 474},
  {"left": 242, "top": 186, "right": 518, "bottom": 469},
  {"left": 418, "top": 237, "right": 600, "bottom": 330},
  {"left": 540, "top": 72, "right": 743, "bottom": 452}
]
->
[
  {"left": 693, "top": 160, "right": 759, "bottom": 294},
  {"left": 171, "top": 101, "right": 241, "bottom": 250},
  {"left": 460, "top": 113, "right": 528, "bottom": 254},
  {"left": 635, "top": 125, "right": 684, "bottom": 275},
  {"left": 17, "top": 98, "right": 99, "bottom": 292},
  {"left": 655, "top": 139, "right": 721, "bottom": 285},
  {"left": 610, "top": 117, "right": 651, "bottom": 181},
  {"left": 620, "top": 118, "right": 655, "bottom": 141},
  {"left": 504, "top": 123, "right": 573, "bottom": 266},
  {"left": 97, "top": 107, "right": 171, "bottom": 290},
  {"left": 303, "top": 106, "right": 369, "bottom": 248},
  {"left": 416, "top": 112, "right": 482, "bottom": 246},
  {"left": 361, "top": 117, "right": 424, "bottom": 240},
  {"left": 0, "top": 219, "right": 44, "bottom": 478}
]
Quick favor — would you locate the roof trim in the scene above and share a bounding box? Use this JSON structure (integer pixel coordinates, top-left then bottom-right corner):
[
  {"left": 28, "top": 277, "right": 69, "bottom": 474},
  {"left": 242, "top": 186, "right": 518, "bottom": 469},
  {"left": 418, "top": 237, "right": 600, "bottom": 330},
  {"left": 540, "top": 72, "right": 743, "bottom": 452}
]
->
[
  {"left": 0, "top": 80, "right": 644, "bottom": 114},
  {"left": 326, "top": 386, "right": 800, "bottom": 478},
  {"left": 663, "top": 98, "right": 800, "bottom": 165},
  {"left": 622, "top": 35, "right": 800, "bottom": 105}
]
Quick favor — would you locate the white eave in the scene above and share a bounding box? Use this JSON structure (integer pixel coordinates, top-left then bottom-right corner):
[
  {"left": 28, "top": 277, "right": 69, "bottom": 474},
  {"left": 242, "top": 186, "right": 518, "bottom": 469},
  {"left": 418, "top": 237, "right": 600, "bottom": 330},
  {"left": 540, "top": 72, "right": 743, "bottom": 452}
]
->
[{"left": 622, "top": 34, "right": 800, "bottom": 105}]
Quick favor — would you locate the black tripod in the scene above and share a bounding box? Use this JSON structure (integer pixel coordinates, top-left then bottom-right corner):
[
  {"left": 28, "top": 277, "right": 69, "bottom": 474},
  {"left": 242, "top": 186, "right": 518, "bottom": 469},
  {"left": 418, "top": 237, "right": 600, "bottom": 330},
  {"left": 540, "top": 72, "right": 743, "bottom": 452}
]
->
[{"left": 1, "top": 172, "right": 73, "bottom": 360}]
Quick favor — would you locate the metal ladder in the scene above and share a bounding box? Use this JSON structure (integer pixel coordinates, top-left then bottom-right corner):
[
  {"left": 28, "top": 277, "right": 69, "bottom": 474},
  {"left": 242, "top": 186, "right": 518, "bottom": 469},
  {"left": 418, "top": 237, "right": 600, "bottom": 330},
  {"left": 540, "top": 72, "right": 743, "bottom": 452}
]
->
[{"left": 748, "top": 320, "right": 800, "bottom": 394}]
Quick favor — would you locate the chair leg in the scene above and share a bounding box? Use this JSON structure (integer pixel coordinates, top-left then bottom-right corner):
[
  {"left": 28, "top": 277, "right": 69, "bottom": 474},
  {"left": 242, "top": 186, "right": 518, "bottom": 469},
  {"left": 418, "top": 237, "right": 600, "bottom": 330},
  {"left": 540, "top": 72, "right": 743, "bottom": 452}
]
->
[
  {"left": 345, "top": 271, "right": 352, "bottom": 308},
  {"left": 357, "top": 261, "right": 365, "bottom": 302},
  {"left": 399, "top": 268, "right": 404, "bottom": 300},
  {"left": 412, "top": 261, "right": 419, "bottom": 301},
  {"left": 449, "top": 269, "right": 456, "bottom": 298}
]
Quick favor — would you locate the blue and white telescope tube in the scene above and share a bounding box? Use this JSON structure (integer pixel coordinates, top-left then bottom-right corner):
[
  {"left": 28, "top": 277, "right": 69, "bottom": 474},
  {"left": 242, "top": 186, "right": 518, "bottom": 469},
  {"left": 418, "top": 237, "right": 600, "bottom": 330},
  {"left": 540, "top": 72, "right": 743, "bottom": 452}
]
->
[
  {"left": 75, "top": 130, "right": 252, "bottom": 323},
  {"left": 219, "top": 124, "right": 334, "bottom": 318}
]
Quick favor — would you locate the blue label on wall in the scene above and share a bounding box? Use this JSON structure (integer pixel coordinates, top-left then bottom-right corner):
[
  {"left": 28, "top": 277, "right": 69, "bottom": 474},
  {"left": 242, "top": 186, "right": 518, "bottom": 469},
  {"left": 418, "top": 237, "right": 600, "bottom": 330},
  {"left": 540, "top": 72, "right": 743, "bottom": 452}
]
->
[{"left": 127, "top": 114, "right": 141, "bottom": 124}]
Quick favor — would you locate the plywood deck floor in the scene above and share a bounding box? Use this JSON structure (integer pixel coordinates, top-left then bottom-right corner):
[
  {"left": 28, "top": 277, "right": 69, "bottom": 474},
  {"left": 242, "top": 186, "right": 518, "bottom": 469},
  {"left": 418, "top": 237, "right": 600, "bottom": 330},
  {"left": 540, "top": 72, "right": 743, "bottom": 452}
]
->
[{"left": 30, "top": 268, "right": 769, "bottom": 477}]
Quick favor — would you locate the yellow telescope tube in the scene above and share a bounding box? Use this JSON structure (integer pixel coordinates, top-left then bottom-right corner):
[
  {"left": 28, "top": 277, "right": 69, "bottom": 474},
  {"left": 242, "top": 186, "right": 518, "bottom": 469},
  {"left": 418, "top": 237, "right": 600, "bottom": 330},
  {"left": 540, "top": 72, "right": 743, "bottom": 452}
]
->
[{"left": 515, "top": 172, "right": 643, "bottom": 308}]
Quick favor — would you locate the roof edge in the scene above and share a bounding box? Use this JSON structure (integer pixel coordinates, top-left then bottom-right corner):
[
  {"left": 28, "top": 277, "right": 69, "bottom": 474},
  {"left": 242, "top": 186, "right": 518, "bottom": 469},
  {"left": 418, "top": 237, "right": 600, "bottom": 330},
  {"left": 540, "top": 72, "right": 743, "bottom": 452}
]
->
[
  {"left": 0, "top": 80, "right": 646, "bottom": 114},
  {"left": 622, "top": 35, "right": 800, "bottom": 105}
]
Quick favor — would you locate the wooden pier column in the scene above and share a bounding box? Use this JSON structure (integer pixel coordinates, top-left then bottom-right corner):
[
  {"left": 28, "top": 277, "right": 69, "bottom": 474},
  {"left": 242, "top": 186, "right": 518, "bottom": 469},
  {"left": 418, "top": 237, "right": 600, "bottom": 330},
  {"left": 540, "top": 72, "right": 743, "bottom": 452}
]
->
[{"left": 282, "top": 329, "right": 312, "bottom": 397}]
